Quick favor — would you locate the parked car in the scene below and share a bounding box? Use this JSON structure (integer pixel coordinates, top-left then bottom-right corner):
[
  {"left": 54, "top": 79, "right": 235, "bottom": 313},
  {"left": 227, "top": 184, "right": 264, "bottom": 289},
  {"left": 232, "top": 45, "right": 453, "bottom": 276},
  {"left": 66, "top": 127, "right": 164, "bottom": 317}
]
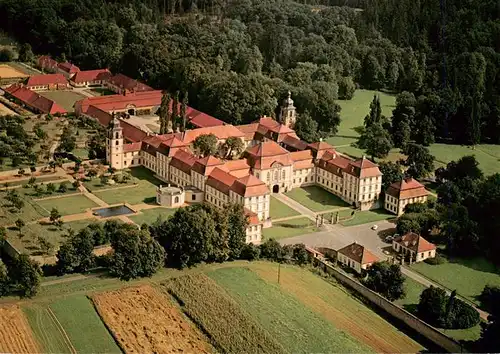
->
[
  {"left": 385, "top": 235, "right": 394, "bottom": 243},
  {"left": 371, "top": 225, "right": 378, "bottom": 230}
]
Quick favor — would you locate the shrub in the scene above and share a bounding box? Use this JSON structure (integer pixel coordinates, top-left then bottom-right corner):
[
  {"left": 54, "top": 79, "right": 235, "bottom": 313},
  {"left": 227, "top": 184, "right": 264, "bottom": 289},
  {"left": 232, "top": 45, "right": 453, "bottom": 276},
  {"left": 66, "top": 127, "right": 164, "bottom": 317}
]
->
[
  {"left": 424, "top": 253, "right": 446, "bottom": 265},
  {"left": 240, "top": 243, "right": 260, "bottom": 261},
  {"left": 259, "top": 239, "right": 282, "bottom": 261},
  {"left": 447, "top": 297, "right": 480, "bottom": 329},
  {"left": 479, "top": 285, "right": 500, "bottom": 313}
]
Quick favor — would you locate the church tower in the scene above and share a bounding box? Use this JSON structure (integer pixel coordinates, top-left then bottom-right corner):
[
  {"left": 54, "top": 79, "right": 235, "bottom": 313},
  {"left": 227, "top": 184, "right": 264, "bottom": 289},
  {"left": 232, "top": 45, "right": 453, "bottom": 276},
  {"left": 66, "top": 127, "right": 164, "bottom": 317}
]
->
[
  {"left": 280, "top": 91, "right": 296, "bottom": 128},
  {"left": 106, "top": 113, "right": 124, "bottom": 169}
]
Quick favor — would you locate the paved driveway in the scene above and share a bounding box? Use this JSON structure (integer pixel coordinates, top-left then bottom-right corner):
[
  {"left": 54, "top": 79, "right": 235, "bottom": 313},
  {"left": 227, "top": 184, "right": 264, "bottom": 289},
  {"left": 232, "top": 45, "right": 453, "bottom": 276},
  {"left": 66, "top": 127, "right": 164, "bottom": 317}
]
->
[{"left": 280, "top": 220, "right": 397, "bottom": 259}]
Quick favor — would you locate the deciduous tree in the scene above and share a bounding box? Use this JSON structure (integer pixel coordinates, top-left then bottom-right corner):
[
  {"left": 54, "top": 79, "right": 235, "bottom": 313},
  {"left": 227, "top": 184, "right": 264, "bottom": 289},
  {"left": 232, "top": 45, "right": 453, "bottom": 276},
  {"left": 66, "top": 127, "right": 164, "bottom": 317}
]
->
[
  {"left": 363, "top": 261, "right": 406, "bottom": 301},
  {"left": 193, "top": 134, "right": 218, "bottom": 157}
]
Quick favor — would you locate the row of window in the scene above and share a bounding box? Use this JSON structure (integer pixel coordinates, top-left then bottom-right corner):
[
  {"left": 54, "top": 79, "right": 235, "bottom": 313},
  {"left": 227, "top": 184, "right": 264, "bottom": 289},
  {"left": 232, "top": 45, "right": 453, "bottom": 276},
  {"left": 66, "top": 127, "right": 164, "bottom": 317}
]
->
[{"left": 385, "top": 203, "right": 398, "bottom": 213}]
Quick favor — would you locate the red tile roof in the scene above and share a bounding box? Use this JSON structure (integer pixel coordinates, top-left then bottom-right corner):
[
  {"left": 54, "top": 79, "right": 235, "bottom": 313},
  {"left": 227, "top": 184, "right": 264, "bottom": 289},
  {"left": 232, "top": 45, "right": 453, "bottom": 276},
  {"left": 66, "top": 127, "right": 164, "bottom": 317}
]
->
[
  {"left": 231, "top": 175, "right": 269, "bottom": 197},
  {"left": 71, "top": 69, "right": 111, "bottom": 84},
  {"left": 386, "top": 178, "right": 429, "bottom": 199},
  {"left": 192, "top": 156, "right": 224, "bottom": 176},
  {"left": 123, "top": 142, "right": 142, "bottom": 152},
  {"left": 57, "top": 62, "right": 80, "bottom": 74},
  {"left": 235, "top": 123, "right": 260, "bottom": 140},
  {"left": 281, "top": 135, "right": 308, "bottom": 151},
  {"left": 170, "top": 149, "right": 197, "bottom": 174},
  {"left": 394, "top": 232, "right": 436, "bottom": 253},
  {"left": 317, "top": 152, "right": 352, "bottom": 177},
  {"left": 206, "top": 167, "right": 237, "bottom": 194},
  {"left": 290, "top": 150, "right": 314, "bottom": 169},
  {"left": 338, "top": 242, "right": 379, "bottom": 265},
  {"left": 344, "top": 156, "right": 382, "bottom": 178},
  {"left": 26, "top": 73, "right": 67, "bottom": 87},
  {"left": 308, "top": 141, "right": 334, "bottom": 151},
  {"left": 4, "top": 84, "right": 67, "bottom": 114},
  {"left": 76, "top": 90, "right": 163, "bottom": 113},
  {"left": 185, "top": 106, "right": 224, "bottom": 128},
  {"left": 37, "top": 55, "right": 58, "bottom": 70},
  {"left": 108, "top": 73, "right": 153, "bottom": 93},
  {"left": 247, "top": 140, "right": 289, "bottom": 157},
  {"left": 246, "top": 141, "right": 293, "bottom": 169},
  {"left": 245, "top": 208, "right": 261, "bottom": 225},
  {"left": 181, "top": 125, "right": 245, "bottom": 144}
]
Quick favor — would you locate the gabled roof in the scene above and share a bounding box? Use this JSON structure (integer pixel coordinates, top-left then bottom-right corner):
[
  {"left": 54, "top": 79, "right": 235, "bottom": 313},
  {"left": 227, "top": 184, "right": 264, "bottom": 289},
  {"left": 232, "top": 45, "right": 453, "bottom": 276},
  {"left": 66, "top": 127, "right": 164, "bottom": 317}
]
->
[
  {"left": 37, "top": 55, "right": 58, "bottom": 69},
  {"left": 123, "top": 142, "right": 142, "bottom": 152},
  {"left": 394, "top": 232, "right": 436, "bottom": 253},
  {"left": 57, "top": 62, "right": 80, "bottom": 74},
  {"left": 281, "top": 135, "right": 308, "bottom": 151},
  {"left": 231, "top": 175, "right": 269, "bottom": 197},
  {"left": 181, "top": 125, "right": 245, "bottom": 144},
  {"left": 206, "top": 167, "right": 237, "bottom": 195},
  {"left": 108, "top": 73, "right": 153, "bottom": 93},
  {"left": 71, "top": 69, "right": 111, "bottom": 83},
  {"left": 386, "top": 178, "right": 429, "bottom": 200},
  {"left": 169, "top": 149, "right": 197, "bottom": 174},
  {"left": 345, "top": 156, "right": 382, "bottom": 178},
  {"left": 235, "top": 123, "right": 260, "bottom": 140},
  {"left": 245, "top": 208, "right": 261, "bottom": 225},
  {"left": 290, "top": 150, "right": 314, "bottom": 169},
  {"left": 76, "top": 90, "right": 163, "bottom": 113},
  {"left": 246, "top": 140, "right": 289, "bottom": 157},
  {"left": 4, "top": 84, "right": 67, "bottom": 114},
  {"left": 308, "top": 141, "right": 334, "bottom": 151},
  {"left": 246, "top": 141, "right": 293, "bottom": 169},
  {"left": 192, "top": 156, "right": 224, "bottom": 176},
  {"left": 26, "top": 73, "right": 67, "bottom": 87},
  {"left": 338, "top": 242, "right": 379, "bottom": 265},
  {"left": 317, "top": 151, "right": 351, "bottom": 177}
]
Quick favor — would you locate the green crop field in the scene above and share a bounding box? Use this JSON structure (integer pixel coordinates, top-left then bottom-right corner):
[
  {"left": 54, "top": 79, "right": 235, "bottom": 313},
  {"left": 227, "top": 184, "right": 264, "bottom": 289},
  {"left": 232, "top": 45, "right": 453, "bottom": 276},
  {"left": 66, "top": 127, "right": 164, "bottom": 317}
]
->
[
  {"left": 164, "top": 273, "right": 286, "bottom": 353},
  {"left": 209, "top": 265, "right": 423, "bottom": 353},
  {"left": 269, "top": 196, "right": 300, "bottom": 219},
  {"left": 285, "top": 186, "right": 350, "bottom": 212},
  {"left": 128, "top": 207, "right": 175, "bottom": 225},
  {"left": 36, "top": 194, "right": 98, "bottom": 215},
  {"left": 38, "top": 91, "right": 86, "bottom": 112},
  {"left": 262, "top": 217, "right": 318, "bottom": 241},
  {"left": 49, "top": 295, "right": 121, "bottom": 353},
  {"left": 23, "top": 304, "right": 74, "bottom": 353}
]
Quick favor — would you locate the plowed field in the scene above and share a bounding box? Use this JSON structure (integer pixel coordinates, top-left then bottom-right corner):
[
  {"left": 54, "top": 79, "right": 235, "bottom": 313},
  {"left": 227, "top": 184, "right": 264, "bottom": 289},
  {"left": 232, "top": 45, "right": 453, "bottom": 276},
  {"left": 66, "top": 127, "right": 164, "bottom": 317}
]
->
[
  {"left": 0, "top": 305, "right": 40, "bottom": 353},
  {"left": 92, "top": 285, "right": 211, "bottom": 354}
]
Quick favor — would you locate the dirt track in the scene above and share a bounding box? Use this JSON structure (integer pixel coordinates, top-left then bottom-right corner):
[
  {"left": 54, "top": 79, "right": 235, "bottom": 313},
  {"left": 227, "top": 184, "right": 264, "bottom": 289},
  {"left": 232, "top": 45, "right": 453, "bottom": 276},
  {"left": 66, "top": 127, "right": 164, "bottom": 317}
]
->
[
  {"left": 0, "top": 305, "right": 40, "bottom": 353},
  {"left": 92, "top": 285, "right": 211, "bottom": 354}
]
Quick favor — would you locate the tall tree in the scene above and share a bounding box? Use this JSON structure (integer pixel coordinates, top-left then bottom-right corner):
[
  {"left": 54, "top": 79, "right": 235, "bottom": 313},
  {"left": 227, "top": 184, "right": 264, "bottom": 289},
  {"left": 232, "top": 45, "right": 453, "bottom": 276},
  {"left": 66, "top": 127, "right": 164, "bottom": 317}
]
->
[
  {"left": 358, "top": 122, "right": 393, "bottom": 160},
  {"left": 364, "top": 95, "right": 383, "bottom": 128},
  {"left": 222, "top": 137, "right": 244, "bottom": 159},
  {"left": 227, "top": 204, "right": 247, "bottom": 260},
  {"left": 378, "top": 161, "right": 404, "bottom": 192},
  {"left": 56, "top": 228, "right": 96, "bottom": 274},
  {"left": 391, "top": 92, "right": 416, "bottom": 148},
  {"left": 9, "top": 254, "right": 41, "bottom": 298},
  {"left": 159, "top": 91, "right": 171, "bottom": 134},
  {"left": 180, "top": 92, "right": 188, "bottom": 132},
  {"left": 363, "top": 261, "right": 406, "bottom": 301},
  {"left": 293, "top": 111, "right": 319, "bottom": 143},
  {"left": 401, "top": 143, "right": 435, "bottom": 179},
  {"left": 193, "top": 134, "right": 218, "bottom": 157}
]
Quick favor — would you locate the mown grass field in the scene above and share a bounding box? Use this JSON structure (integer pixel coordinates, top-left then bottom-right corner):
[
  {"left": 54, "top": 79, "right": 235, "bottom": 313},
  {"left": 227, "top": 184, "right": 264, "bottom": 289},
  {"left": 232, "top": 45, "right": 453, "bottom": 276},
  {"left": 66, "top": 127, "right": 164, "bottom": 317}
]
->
[
  {"left": 128, "top": 207, "right": 175, "bottom": 225},
  {"left": 164, "top": 273, "right": 286, "bottom": 353},
  {"left": 36, "top": 194, "right": 98, "bottom": 215},
  {"left": 269, "top": 196, "right": 300, "bottom": 219},
  {"left": 49, "top": 295, "right": 121, "bottom": 353},
  {"left": 209, "top": 265, "right": 424, "bottom": 353},
  {"left": 327, "top": 89, "right": 500, "bottom": 174},
  {"left": 262, "top": 217, "right": 318, "bottom": 241},
  {"left": 285, "top": 186, "right": 350, "bottom": 212},
  {"left": 410, "top": 256, "right": 500, "bottom": 305}
]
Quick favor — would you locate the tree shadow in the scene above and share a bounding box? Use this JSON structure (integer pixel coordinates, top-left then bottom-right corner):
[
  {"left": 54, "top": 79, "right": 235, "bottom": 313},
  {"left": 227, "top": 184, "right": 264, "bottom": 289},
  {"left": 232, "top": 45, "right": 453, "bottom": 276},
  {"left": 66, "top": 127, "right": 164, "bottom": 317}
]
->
[
  {"left": 353, "top": 126, "right": 365, "bottom": 135},
  {"left": 447, "top": 256, "right": 500, "bottom": 276},
  {"left": 403, "top": 303, "right": 418, "bottom": 314},
  {"left": 143, "top": 196, "right": 157, "bottom": 204},
  {"left": 300, "top": 186, "right": 350, "bottom": 208}
]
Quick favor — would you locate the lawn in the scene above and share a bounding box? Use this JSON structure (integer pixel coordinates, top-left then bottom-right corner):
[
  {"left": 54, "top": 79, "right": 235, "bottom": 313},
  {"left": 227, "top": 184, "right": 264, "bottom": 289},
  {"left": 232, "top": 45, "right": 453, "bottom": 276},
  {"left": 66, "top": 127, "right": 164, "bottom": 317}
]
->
[
  {"left": 6, "top": 218, "right": 97, "bottom": 255},
  {"left": 0, "top": 190, "right": 48, "bottom": 227},
  {"left": 340, "top": 209, "right": 394, "bottom": 226},
  {"left": 89, "top": 88, "right": 116, "bottom": 96},
  {"left": 49, "top": 295, "right": 121, "bottom": 353},
  {"left": 72, "top": 148, "right": 88, "bottom": 159},
  {"left": 128, "top": 207, "right": 176, "bottom": 225},
  {"left": 209, "top": 267, "right": 370, "bottom": 353},
  {"left": 394, "top": 277, "right": 481, "bottom": 342},
  {"left": 93, "top": 167, "right": 161, "bottom": 205},
  {"left": 262, "top": 217, "right": 318, "bottom": 241},
  {"left": 410, "top": 256, "right": 500, "bottom": 305},
  {"left": 36, "top": 194, "right": 98, "bottom": 215},
  {"left": 38, "top": 91, "right": 86, "bottom": 112},
  {"left": 270, "top": 196, "right": 300, "bottom": 219},
  {"left": 285, "top": 185, "right": 350, "bottom": 212},
  {"left": 23, "top": 304, "right": 74, "bottom": 353}
]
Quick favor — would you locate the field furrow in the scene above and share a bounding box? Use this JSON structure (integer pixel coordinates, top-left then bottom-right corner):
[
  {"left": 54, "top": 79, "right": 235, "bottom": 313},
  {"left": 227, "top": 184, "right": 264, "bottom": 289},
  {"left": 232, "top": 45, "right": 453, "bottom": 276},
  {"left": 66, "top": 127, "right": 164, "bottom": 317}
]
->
[
  {"left": 0, "top": 305, "right": 40, "bottom": 354},
  {"left": 92, "top": 285, "right": 211, "bottom": 354}
]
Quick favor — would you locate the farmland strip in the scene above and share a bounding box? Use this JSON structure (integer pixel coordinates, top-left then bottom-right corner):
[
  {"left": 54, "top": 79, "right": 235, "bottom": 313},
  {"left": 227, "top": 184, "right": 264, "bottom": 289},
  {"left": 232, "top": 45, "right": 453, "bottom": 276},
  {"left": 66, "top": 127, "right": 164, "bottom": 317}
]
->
[{"left": 47, "top": 307, "right": 77, "bottom": 354}]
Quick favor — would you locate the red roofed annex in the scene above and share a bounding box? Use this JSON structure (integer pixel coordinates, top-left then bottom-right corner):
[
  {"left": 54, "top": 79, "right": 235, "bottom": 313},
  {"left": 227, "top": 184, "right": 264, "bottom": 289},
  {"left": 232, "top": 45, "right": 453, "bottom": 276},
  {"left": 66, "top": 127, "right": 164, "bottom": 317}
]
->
[{"left": 4, "top": 84, "right": 67, "bottom": 115}]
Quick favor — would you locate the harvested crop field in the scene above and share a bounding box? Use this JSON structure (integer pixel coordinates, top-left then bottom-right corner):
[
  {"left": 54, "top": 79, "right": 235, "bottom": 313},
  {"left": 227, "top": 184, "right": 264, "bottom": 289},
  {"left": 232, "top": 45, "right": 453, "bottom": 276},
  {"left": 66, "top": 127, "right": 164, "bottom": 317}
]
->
[
  {"left": 0, "top": 64, "right": 29, "bottom": 78},
  {"left": 0, "top": 305, "right": 40, "bottom": 353},
  {"left": 0, "top": 102, "right": 16, "bottom": 115},
  {"left": 92, "top": 285, "right": 211, "bottom": 354},
  {"left": 164, "top": 273, "right": 286, "bottom": 354}
]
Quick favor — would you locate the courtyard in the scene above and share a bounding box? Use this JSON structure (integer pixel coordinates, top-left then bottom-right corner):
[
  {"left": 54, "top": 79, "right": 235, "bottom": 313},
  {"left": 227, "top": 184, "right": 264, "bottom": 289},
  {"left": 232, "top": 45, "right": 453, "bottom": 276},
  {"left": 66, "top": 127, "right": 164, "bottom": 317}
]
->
[
  {"left": 38, "top": 90, "right": 86, "bottom": 112},
  {"left": 285, "top": 186, "right": 350, "bottom": 212}
]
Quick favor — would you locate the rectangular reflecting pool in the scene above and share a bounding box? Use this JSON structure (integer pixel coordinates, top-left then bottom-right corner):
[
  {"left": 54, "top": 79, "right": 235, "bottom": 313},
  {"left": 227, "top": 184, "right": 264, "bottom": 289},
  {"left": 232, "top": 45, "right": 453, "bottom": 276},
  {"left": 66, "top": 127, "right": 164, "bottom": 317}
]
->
[{"left": 93, "top": 205, "right": 135, "bottom": 217}]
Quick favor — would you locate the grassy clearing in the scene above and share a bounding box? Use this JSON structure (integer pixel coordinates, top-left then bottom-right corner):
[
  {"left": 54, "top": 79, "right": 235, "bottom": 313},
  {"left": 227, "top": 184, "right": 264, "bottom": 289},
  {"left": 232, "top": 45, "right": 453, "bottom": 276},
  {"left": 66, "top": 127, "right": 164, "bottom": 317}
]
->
[
  {"left": 49, "top": 295, "right": 121, "bottom": 353},
  {"left": 340, "top": 209, "right": 394, "bottom": 226},
  {"left": 394, "top": 277, "right": 481, "bottom": 342},
  {"left": 209, "top": 267, "right": 372, "bottom": 353},
  {"left": 410, "top": 256, "right": 500, "bottom": 305},
  {"left": 36, "top": 194, "right": 98, "bottom": 215},
  {"left": 251, "top": 263, "right": 424, "bottom": 352},
  {"left": 38, "top": 91, "right": 86, "bottom": 112},
  {"left": 22, "top": 304, "right": 74, "bottom": 353},
  {"left": 285, "top": 186, "right": 350, "bottom": 212},
  {"left": 128, "top": 207, "right": 175, "bottom": 225},
  {"left": 0, "top": 189, "right": 48, "bottom": 226},
  {"left": 262, "top": 217, "right": 318, "bottom": 241},
  {"left": 6, "top": 218, "right": 95, "bottom": 255},
  {"left": 270, "top": 196, "right": 300, "bottom": 219},
  {"left": 163, "top": 273, "right": 286, "bottom": 354},
  {"left": 93, "top": 167, "right": 161, "bottom": 205},
  {"left": 72, "top": 148, "right": 88, "bottom": 159}
]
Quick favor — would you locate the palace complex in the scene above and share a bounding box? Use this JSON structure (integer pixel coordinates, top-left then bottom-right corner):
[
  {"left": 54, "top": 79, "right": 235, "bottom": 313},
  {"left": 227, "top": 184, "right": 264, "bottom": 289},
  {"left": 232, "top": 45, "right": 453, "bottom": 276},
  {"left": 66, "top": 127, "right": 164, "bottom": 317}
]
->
[{"left": 75, "top": 88, "right": 386, "bottom": 244}]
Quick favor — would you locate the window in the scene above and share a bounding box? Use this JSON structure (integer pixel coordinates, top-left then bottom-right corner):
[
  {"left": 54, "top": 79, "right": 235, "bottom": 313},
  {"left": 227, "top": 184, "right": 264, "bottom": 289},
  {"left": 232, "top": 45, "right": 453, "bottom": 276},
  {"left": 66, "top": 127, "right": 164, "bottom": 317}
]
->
[
  {"left": 115, "top": 132, "right": 119, "bottom": 139},
  {"left": 274, "top": 171, "right": 278, "bottom": 180},
  {"left": 256, "top": 173, "right": 260, "bottom": 179},
  {"left": 266, "top": 172, "right": 270, "bottom": 182},
  {"left": 115, "top": 140, "right": 119, "bottom": 146},
  {"left": 282, "top": 170, "right": 285, "bottom": 179},
  {"left": 192, "top": 194, "right": 196, "bottom": 201}
]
